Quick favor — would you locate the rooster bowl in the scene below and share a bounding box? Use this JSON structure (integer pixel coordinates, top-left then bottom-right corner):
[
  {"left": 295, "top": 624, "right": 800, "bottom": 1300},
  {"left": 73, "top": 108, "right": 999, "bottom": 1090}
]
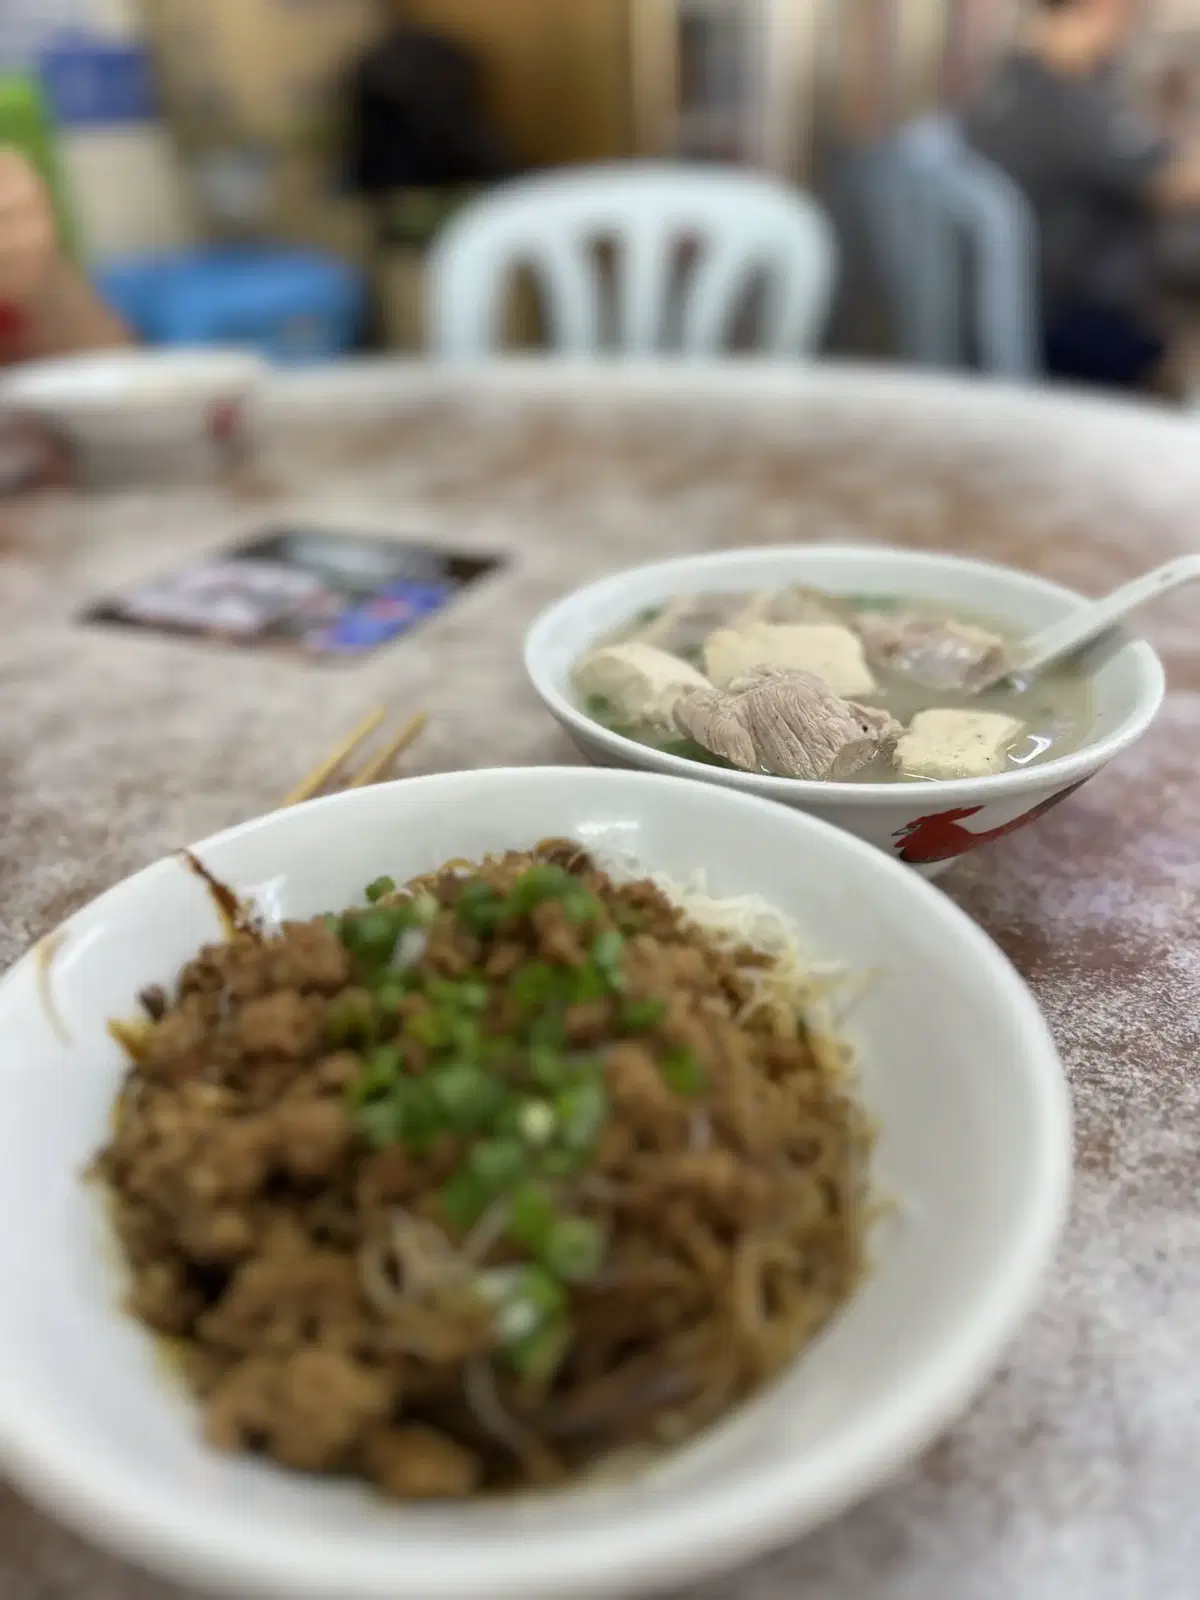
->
[{"left": 524, "top": 546, "right": 1164, "bottom": 878}]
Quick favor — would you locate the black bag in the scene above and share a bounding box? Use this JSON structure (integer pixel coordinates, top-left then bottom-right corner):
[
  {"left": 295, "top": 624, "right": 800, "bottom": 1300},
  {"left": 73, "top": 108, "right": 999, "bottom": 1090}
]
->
[{"left": 345, "top": 26, "right": 516, "bottom": 194}]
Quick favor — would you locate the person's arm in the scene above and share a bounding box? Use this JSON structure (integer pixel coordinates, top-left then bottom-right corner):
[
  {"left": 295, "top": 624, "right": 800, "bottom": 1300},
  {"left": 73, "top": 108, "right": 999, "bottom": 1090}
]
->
[
  {"left": 0, "top": 146, "right": 131, "bottom": 360},
  {"left": 1057, "top": 81, "right": 1198, "bottom": 215},
  {"left": 15, "top": 254, "right": 131, "bottom": 358},
  {"left": 1149, "top": 145, "right": 1200, "bottom": 214}
]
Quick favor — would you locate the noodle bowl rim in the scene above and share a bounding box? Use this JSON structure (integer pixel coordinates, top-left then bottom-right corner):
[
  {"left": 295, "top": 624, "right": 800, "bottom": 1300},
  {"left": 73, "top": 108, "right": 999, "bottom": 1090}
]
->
[{"left": 0, "top": 767, "right": 1072, "bottom": 1600}]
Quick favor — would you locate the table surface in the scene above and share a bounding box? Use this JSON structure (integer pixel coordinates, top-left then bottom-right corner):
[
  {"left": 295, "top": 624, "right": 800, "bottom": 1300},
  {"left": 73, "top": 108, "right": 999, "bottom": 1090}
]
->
[{"left": 0, "top": 363, "right": 1196, "bottom": 1600}]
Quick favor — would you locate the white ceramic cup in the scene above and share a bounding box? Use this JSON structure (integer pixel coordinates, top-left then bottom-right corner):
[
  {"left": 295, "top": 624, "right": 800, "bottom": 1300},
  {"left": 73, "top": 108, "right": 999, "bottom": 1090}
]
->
[{"left": 525, "top": 546, "right": 1165, "bottom": 877}]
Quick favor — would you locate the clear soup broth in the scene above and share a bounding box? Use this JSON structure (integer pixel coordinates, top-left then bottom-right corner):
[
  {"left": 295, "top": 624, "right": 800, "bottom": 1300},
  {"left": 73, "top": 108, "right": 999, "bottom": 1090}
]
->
[{"left": 574, "top": 592, "right": 1096, "bottom": 785}]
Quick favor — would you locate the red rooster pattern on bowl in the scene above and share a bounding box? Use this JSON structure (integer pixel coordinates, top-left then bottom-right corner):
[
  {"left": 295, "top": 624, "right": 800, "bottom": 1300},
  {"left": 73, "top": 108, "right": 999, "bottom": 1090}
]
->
[{"left": 893, "top": 780, "right": 1091, "bottom": 866}]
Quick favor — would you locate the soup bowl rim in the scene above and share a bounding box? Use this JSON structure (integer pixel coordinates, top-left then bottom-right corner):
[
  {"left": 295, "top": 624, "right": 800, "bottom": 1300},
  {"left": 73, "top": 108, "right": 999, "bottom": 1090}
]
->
[{"left": 523, "top": 545, "right": 1166, "bottom": 807}]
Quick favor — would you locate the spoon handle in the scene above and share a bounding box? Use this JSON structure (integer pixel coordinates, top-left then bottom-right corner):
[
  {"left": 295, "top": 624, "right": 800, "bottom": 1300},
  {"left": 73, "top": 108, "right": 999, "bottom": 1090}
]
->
[{"left": 1016, "top": 554, "right": 1200, "bottom": 677}]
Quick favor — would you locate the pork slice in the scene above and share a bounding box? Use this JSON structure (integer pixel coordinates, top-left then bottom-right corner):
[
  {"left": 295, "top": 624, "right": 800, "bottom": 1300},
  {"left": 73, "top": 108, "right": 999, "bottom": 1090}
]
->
[
  {"left": 762, "top": 585, "right": 852, "bottom": 627},
  {"left": 675, "top": 668, "right": 895, "bottom": 780},
  {"left": 704, "top": 622, "right": 876, "bottom": 697},
  {"left": 574, "top": 642, "right": 710, "bottom": 733},
  {"left": 850, "top": 700, "right": 905, "bottom": 750},
  {"left": 726, "top": 587, "right": 849, "bottom": 630},
  {"left": 856, "top": 611, "right": 1009, "bottom": 693},
  {"left": 634, "top": 593, "right": 744, "bottom": 658}
]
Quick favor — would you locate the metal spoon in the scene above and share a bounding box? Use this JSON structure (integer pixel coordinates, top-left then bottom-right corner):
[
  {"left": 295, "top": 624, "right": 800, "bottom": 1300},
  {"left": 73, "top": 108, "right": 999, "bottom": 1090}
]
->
[{"left": 977, "top": 554, "right": 1200, "bottom": 691}]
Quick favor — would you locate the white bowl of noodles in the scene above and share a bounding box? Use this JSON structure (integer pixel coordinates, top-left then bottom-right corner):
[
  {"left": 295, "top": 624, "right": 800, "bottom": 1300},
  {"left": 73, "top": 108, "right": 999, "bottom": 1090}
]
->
[{"left": 0, "top": 768, "right": 1070, "bottom": 1600}]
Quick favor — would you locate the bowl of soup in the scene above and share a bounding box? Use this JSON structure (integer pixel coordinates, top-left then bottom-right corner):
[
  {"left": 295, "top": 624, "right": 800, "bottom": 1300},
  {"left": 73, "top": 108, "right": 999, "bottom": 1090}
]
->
[{"left": 524, "top": 547, "right": 1165, "bottom": 877}]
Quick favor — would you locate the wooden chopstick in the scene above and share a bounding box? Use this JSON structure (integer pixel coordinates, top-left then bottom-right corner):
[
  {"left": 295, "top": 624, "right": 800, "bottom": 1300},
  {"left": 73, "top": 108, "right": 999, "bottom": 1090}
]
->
[
  {"left": 281, "top": 706, "right": 386, "bottom": 807},
  {"left": 283, "top": 709, "right": 429, "bottom": 807},
  {"left": 346, "top": 713, "right": 430, "bottom": 790}
]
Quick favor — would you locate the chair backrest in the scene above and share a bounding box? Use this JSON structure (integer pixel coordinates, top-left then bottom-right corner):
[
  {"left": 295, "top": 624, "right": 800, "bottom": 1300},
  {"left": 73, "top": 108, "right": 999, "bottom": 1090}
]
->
[
  {"left": 428, "top": 162, "right": 837, "bottom": 360},
  {"left": 864, "top": 115, "right": 1042, "bottom": 379}
]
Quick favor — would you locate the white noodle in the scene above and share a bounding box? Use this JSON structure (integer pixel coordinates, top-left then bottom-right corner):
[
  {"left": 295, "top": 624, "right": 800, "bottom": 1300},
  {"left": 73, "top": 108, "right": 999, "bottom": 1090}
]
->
[
  {"left": 596, "top": 849, "right": 856, "bottom": 1049},
  {"left": 462, "top": 1199, "right": 511, "bottom": 1265},
  {"left": 464, "top": 1356, "right": 539, "bottom": 1461}
]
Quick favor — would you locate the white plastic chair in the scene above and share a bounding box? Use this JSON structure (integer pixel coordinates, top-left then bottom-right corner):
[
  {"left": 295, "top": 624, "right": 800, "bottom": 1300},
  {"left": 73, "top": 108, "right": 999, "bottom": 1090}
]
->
[{"left": 428, "top": 162, "right": 837, "bottom": 359}]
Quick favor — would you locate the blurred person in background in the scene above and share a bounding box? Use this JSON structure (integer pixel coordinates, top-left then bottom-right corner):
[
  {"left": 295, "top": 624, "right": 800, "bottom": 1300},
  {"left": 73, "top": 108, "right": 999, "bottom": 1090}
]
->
[
  {"left": 0, "top": 145, "right": 130, "bottom": 364},
  {"left": 967, "top": 0, "right": 1200, "bottom": 394},
  {"left": 0, "top": 147, "right": 130, "bottom": 492}
]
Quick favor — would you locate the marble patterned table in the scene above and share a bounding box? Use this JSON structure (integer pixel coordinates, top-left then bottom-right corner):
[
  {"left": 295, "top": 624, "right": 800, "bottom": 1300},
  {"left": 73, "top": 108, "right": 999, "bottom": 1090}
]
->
[{"left": 0, "top": 363, "right": 1196, "bottom": 1600}]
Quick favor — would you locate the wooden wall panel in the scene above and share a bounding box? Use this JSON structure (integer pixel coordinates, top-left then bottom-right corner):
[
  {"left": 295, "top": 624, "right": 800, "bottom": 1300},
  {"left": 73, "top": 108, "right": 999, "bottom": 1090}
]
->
[{"left": 403, "top": 0, "right": 633, "bottom": 166}]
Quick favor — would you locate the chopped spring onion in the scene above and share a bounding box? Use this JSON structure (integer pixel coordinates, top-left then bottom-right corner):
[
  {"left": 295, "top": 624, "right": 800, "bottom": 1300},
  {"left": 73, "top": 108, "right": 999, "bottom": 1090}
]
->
[
  {"left": 357, "top": 1098, "right": 401, "bottom": 1150},
  {"left": 468, "top": 1136, "right": 528, "bottom": 1195},
  {"left": 506, "top": 1181, "right": 555, "bottom": 1252},
  {"left": 391, "top": 1076, "right": 443, "bottom": 1152},
  {"left": 511, "top": 1264, "right": 566, "bottom": 1320},
  {"left": 325, "top": 988, "right": 376, "bottom": 1046},
  {"left": 431, "top": 1063, "right": 505, "bottom": 1130},
  {"left": 591, "top": 929, "right": 627, "bottom": 991},
  {"left": 515, "top": 1098, "right": 556, "bottom": 1146},
  {"left": 508, "top": 961, "right": 557, "bottom": 1015},
  {"left": 375, "top": 982, "right": 407, "bottom": 1018},
  {"left": 503, "top": 1316, "right": 574, "bottom": 1384},
  {"left": 344, "top": 907, "right": 406, "bottom": 965},
  {"left": 481, "top": 1264, "right": 568, "bottom": 1357},
  {"left": 481, "top": 1032, "right": 519, "bottom": 1068},
  {"left": 496, "top": 1297, "right": 542, "bottom": 1345},
  {"left": 568, "top": 963, "right": 609, "bottom": 1002},
  {"left": 621, "top": 997, "right": 668, "bottom": 1031},
  {"left": 456, "top": 880, "right": 505, "bottom": 936},
  {"left": 447, "top": 1014, "right": 481, "bottom": 1060},
  {"left": 561, "top": 887, "right": 601, "bottom": 924},
  {"left": 335, "top": 868, "right": 634, "bottom": 1357},
  {"left": 528, "top": 1007, "right": 567, "bottom": 1048},
  {"left": 507, "top": 864, "right": 575, "bottom": 915},
  {"left": 555, "top": 1079, "right": 609, "bottom": 1152},
  {"left": 405, "top": 1009, "right": 452, "bottom": 1050},
  {"left": 427, "top": 977, "right": 489, "bottom": 1015},
  {"left": 542, "top": 1216, "right": 606, "bottom": 1284},
  {"left": 458, "top": 979, "right": 490, "bottom": 1013},
  {"left": 540, "top": 1146, "right": 587, "bottom": 1179},
  {"left": 661, "top": 1045, "right": 707, "bottom": 1097},
  {"left": 354, "top": 1044, "right": 403, "bottom": 1101},
  {"left": 441, "top": 1168, "right": 492, "bottom": 1231},
  {"left": 529, "top": 1042, "right": 569, "bottom": 1091}
]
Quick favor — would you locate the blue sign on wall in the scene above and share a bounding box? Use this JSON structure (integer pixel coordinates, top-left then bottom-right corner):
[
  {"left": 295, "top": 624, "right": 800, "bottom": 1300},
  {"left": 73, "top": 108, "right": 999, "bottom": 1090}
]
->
[{"left": 38, "top": 30, "right": 158, "bottom": 128}]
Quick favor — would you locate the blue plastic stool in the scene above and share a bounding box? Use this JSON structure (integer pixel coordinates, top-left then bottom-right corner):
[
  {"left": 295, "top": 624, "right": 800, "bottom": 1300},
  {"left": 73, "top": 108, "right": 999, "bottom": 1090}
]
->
[{"left": 98, "top": 249, "right": 365, "bottom": 364}]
